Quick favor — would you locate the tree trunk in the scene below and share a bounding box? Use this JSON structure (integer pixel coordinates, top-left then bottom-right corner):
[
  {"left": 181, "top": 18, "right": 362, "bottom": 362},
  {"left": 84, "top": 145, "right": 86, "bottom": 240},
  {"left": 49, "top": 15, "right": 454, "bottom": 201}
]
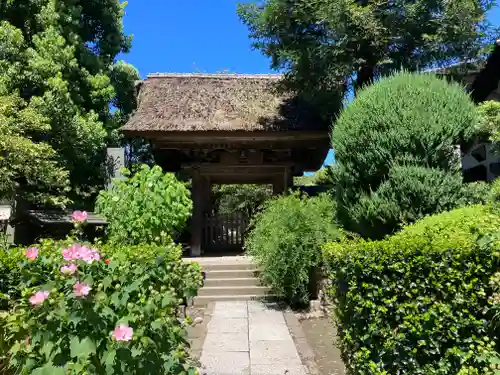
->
[
  {"left": 470, "top": 39, "right": 500, "bottom": 104},
  {"left": 354, "top": 63, "right": 376, "bottom": 95}
]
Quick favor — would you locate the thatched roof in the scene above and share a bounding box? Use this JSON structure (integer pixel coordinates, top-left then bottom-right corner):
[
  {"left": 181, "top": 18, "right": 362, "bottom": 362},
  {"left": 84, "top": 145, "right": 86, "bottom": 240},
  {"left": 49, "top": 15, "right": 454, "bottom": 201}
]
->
[{"left": 121, "top": 73, "right": 325, "bottom": 133}]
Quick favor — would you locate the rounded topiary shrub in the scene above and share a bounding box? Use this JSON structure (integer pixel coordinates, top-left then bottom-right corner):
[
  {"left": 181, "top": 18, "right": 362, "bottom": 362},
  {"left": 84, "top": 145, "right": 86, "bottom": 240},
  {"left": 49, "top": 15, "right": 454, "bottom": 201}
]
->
[
  {"left": 347, "top": 165, "right": 490, "bottom": 239},
  {"left": 332, "top": 71, "right": 477, "bottom": 191},
  {"left": 332, "top": 71, "right": 480, "bottom": 238}
]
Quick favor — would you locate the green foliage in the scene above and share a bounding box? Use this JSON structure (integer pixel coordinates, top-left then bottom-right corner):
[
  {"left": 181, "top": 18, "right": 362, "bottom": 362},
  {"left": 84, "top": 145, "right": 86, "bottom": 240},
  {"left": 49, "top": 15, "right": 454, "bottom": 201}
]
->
[
  {"left": 313, "top": 166, "right": 337, "bottom": 185},
  {"left": 489, "top": 179, "right": 500, "bottom": 206},
  {"left": 0, "top": 48, "right": 69, "bottom": 206},
  {"left": 0, "top": 229, "right": 203, "bottom": 374},
  {"left": 294, "top": 167, "right": 336, "bottom": 187},
  {"left": 333, "top": 72, "right": 476, "bottom": 189},
  {"left": 238, "top": 0, "right": 497, "bottom": 120},
  {"left": 332, "top": 71, "right": 479, "bottom": 238},
  {"left": 293, "top": 175, "right": 316, "bottom": 187},
  {"left": 346, "top": 166, "right": 489, "bottom": 239},
  {"left": 95, "top": 165, "right": 192, "bottom": 245},
  {"left": 478, "top": 101, "right": 500, "bottom": 156},
  {"left": 212, "top": 184, "right": 272, "bottom": 217},
  {"left": 477, "top": 101, "right": 500, "bottom": 139},
  {"left": 0, "top": 1, "right": 140, "bottom": 206},
  {"left": 245, "top": 193, "right": 339, "bottom": 305},
  {"left": 323, "top": 205, "right": 500, "bottom": 374}
]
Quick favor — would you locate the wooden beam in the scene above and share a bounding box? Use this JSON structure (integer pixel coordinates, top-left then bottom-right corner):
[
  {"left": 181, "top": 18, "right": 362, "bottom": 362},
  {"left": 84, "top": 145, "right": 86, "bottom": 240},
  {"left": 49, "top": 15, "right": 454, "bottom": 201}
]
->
[
  {"left": 182, "top": 164, "right": 292, "bottom": 176},
  {"left": 125, "top": 130, "right": 330, "bottom": 145}
]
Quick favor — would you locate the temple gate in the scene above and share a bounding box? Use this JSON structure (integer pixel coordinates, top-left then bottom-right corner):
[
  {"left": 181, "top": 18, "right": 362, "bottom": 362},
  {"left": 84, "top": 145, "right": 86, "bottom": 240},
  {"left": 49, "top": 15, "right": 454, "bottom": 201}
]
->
[{"left": 122, "top": 73, "right": 330, "bottom": 256}]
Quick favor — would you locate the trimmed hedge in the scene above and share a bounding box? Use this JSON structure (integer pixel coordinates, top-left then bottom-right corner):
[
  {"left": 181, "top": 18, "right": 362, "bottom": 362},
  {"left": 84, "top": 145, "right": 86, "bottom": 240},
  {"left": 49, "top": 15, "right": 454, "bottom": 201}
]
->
[{"left": 323, "top": 205, "right": 500, "bottom": 374}]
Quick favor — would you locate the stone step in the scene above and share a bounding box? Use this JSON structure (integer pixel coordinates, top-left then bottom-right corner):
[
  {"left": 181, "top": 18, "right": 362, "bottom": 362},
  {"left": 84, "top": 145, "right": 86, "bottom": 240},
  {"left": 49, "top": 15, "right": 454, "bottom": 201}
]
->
[
  {"left": 198, "top": 285, "right": 271, "bottom": 297},
  {"left": 185, "top": 256, "right": 256, "bottom": 271},
  {"left": 198, "top": 262, "right": 256, "bottom": 271},
  {"left": 203, "top": 277, "right": 261, "bottom": 287},
  {"left": 193, "top": 294, "right": 276, "bottom": 306},
  {"left": 204, "top": 269, "right": 259, "bottom": 279}
]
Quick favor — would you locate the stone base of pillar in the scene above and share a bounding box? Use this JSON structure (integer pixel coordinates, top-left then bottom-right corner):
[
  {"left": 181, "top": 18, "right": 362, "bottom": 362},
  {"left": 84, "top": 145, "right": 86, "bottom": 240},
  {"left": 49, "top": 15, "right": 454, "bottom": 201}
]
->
[{"left": 190, "top": 244, "right": 202, "bottom": 257}]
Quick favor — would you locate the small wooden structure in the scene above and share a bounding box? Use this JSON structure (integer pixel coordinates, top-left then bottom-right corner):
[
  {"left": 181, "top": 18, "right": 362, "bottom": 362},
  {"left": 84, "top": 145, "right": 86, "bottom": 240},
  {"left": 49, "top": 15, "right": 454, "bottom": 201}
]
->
[
  {"left": 122, "top": 73, "right": 330, "bottom": 256},
  {"left": 12, "top": 210, "right": 107, "bottom": 246}
]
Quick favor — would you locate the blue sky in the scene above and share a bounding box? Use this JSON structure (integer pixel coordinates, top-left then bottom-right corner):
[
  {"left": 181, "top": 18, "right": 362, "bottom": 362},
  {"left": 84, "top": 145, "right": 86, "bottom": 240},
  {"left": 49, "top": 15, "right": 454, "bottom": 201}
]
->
[{"left": 120, "top": 1, "right": 500, "bottom": 169}]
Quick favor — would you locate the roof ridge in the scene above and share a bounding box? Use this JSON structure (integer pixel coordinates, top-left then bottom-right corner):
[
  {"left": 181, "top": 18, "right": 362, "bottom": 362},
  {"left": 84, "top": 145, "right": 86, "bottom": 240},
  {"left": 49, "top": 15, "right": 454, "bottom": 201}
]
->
[{"left": 146, "top": 73, "right": 283, "bottom": 80}]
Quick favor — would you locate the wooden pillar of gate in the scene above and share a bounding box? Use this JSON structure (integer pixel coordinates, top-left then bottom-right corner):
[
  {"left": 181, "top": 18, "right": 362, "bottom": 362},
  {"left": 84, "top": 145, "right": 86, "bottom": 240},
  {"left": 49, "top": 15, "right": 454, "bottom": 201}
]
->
[
  {"left": 273, "top": 167, "right": 293, "bottom": 195},
  {"left": 190, "top": 170, "right": 210, "bottom": 257}
]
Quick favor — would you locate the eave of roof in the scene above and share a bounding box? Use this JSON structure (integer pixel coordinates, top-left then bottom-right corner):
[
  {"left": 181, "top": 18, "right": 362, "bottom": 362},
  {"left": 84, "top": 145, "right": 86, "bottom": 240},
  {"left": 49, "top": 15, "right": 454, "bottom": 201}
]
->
[{"left": 122, "top": 73, "right": 327, "bottom": 133}]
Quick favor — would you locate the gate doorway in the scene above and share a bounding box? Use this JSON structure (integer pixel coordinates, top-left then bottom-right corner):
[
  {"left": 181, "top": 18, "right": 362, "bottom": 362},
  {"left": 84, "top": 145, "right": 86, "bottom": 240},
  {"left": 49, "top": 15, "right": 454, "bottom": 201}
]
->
[
  {"left": 202, "top": 184, "right": 272, "bottom": 254},
  {"left": 203, "top": 211, "right": 249, "bottom": 253}
]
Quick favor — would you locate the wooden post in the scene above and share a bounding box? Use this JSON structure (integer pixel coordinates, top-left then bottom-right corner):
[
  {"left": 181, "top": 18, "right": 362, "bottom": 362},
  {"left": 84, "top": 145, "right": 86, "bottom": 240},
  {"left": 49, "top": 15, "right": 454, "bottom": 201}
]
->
[
  {"left": 273, "top": 174, "right": 285, "bottom": 195},
  {"left": 190, "top": 170, "right": 203, "bottom": 257},
  {"left": 273, "top": 167, "right": 292, "bottom": 195},
  {"left": 284, "top": 167, "right": 293, "bottom": 194}
]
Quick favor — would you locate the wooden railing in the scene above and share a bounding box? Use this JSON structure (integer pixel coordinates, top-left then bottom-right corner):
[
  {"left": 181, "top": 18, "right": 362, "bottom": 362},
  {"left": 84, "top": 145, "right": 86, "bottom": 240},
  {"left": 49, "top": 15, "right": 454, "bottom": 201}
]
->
[{"left": 203, "top": 212, "right": 248, "bottom": 251}]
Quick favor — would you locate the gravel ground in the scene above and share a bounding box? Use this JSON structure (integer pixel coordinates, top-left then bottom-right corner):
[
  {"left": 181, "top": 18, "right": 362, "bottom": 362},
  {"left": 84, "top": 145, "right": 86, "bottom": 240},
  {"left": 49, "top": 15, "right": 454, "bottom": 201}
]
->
[{"left": 300, "top": 317, "right": 346, "bottom": 375}]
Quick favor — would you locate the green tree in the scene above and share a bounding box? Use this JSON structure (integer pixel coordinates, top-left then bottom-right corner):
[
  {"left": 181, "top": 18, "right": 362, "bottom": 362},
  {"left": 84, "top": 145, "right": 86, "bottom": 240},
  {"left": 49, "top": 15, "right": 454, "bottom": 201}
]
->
[
  {"left": 212, "top": 184, "right": 272, "bottom": 218},
  {"left": 238, "top": 0, "right": 498, "bottom": 120},
  {"left": 333, "top": 71, "right": 484, "bottom": 238},
  {"left": 0, "top": 0, "right": 139, "bottom": 207}
]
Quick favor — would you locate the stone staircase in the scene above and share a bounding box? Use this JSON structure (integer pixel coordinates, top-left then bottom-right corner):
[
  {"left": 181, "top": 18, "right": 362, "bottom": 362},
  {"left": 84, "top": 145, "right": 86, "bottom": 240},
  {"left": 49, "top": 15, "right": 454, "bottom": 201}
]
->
[{"left": 184, "top": 256, "right": 272, "bottom": 306}]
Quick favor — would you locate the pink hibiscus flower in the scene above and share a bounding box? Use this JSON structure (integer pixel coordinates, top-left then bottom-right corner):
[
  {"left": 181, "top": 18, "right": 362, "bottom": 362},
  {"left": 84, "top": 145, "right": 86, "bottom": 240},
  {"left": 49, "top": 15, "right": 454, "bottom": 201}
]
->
[
  {"left": 112, "top": 324, "right": 133, "bottom": 342},
  {"left": 29, "top": 291, "right": 49, "bottom": 306},
  {"left": 25, "top": 247, "right": 38, "bottom": 261},
  {"left": 79, "top": 246, "right": 101, "bottom": 264},
  {"left": 62, "top": 244, "right": 80, "bottom": 262},
  {"left": 73, "top": 281, "right": 91, "bottom": 297},
  {"left": 60, "top": 263, "right": 78, "bottom": 275},
  {"left": 71, "top": 210, "right": 88, "bottom": 223},
  {"left": 62, "top": 244, "right": 101, "bottom": 264}
]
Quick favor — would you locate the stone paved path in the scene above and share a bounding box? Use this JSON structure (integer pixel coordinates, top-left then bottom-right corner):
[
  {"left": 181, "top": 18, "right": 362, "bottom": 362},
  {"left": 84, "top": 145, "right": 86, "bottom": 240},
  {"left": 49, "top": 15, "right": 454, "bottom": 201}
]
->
[{"left": 200, "top": 301, "right": 308, "bottom": 375}]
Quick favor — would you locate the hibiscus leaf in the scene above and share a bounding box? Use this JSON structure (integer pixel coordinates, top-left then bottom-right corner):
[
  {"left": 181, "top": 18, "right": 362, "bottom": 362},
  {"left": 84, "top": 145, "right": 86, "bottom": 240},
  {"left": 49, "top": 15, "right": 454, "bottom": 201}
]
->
[{"left": 70, "top": 336, "right": 96, "bottom": 359}]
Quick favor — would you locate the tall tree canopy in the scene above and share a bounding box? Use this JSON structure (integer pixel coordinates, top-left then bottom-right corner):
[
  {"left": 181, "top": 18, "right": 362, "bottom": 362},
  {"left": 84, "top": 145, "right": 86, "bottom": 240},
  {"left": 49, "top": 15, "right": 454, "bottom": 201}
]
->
[
  {"left": 239, "top": 0, "right": 498, "bottom": 120},
  {"left": 0, "top": 0, "right": 139, "bottom": 207}
]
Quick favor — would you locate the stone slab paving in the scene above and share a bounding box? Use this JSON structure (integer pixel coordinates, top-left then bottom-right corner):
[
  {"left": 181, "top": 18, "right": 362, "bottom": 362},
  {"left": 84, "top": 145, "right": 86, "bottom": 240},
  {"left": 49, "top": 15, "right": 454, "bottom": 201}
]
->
[{"left": 200, "top": 301, "right": 308, "bottom": 375}]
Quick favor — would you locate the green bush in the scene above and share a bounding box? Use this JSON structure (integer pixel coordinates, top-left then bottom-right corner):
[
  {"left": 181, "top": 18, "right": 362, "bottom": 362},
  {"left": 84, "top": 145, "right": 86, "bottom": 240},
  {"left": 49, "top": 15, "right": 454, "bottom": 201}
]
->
[
  {"left": 332, "top": 71, "right": 479, "bottom": 238},
  {"left": 346, "top": 165, "right": 489, "bottom": 239},
  {"left": 0, "top": 246, "right": 24, "bottom": 311},
  {"left": 95, "top": 165, "right": 192, "bottom": 245},
  {"left": 0, "top": 217, "right": 203, "bottom": 374},
  {"left": 245, "top": 192, "right": 339, "bottom": 305},
  {"left": 323, "top": 205, "right": 500, "bottom": 374},
  {"left": 477, "top": 100, "right": 500, "bottom": 140}
]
